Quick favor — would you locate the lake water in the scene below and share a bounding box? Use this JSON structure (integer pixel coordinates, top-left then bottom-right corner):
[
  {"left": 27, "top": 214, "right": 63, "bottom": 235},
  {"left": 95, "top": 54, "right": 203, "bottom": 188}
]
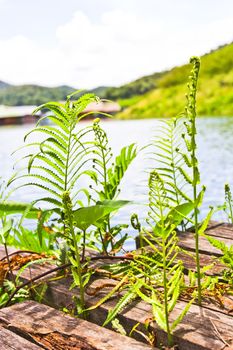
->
[{"left": 0, "top": 117, "right": 233, "bottom": 249}]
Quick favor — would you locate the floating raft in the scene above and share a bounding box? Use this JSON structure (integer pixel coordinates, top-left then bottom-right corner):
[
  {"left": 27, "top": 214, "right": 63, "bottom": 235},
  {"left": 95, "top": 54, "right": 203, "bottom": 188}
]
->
[{"left": 0, "top": 221, "right": 232, "bottom": 349}]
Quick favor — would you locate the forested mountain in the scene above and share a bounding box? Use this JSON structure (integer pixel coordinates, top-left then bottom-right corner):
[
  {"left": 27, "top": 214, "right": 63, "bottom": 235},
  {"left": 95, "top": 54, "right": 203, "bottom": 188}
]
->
[
  {"left": 116, "top": 42, "right": 233, "bottom": 118},
  {"left": 0, "top": 81, "right": 112, "bottom": 106},
  {"left": 1, "top": 42, "right": 232, "bottom": 117},
  {"left": 0, "top": 84, "right": 76, "bottom": 106}
]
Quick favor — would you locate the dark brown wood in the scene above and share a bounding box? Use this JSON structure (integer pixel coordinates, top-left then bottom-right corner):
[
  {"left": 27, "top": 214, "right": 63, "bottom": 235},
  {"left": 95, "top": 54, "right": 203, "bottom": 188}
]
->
[
  {"left": 0, "top": 222, "right": 232, "bottom": 349},
  {"left": 0, "top": 301, "right": 153, "bottom": 350},
  {"left": 202, "top": 221, "right": 233, "bottom": 240},
  {"left": 13, "top": 269, "right": 231, "bottom": 349},
  {"left": 177, "top": 231, "right": 232, "bottom": 256},
  {"left": 0, "top": 325, "right": 43, "bottom": 349}
]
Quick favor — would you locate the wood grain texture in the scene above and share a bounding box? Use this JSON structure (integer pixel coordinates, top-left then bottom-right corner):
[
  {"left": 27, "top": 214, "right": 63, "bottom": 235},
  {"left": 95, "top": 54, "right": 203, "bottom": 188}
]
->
[
  {"left": 0, "top": 326, "right": 43, "bottom": 349},
  {"left": 0, "top": 221, "right": 232, "bottom": 349},
  {"left": 0, "top": 301, "right": 153, "bottom": 350}
]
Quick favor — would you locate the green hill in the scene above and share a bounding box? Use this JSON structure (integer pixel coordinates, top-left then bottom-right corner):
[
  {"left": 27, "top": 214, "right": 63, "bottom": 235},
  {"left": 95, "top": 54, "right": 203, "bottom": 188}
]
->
[
  {"left": 115, "top": 42, "right": 233, "bottom": 119},
  {"left": 0, "top": 84, "right": 77, "bottom": 106},
  {"left": 1, "top": 42, "right": 232, "bottom": 116},
  {"left": 0, "top": 81, "right": 112, "bottom": 106}
]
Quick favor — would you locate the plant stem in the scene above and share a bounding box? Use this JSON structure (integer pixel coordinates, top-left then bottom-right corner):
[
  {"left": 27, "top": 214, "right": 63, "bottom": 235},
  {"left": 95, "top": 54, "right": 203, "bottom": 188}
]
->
[
  {"left": 70, "top": 227, "right": 85, "bottom": 317},
  {"left": 162, "top": 236, "right": 172, "bottom": 346},
  {"left": 81, "top": 229, "right": 86, "bottom": 262},
  {"left": 98, "top": 228, "right": 108, "bottom": 255},
  {"left": 156, "top": 178, "right": 173, "bottom": 346},
  {"left": 189, "top": 57, "right": 201, "bottom": 305},
  {"left": 64, "top": 124, "right": 73, "bottom": 192},
  {"left": 62, "top": 192, "right": 85, "bottom": 317},
  {"left": 193, "top": 186, "right": 201, "bottom": 305},
  {"left": 225, "top": 184, "right": 233, "bottom": 224}
]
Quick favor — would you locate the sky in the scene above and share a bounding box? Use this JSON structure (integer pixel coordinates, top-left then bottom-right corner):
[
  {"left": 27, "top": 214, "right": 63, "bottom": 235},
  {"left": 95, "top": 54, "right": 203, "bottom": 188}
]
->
[{"left": 0, "top": 0, "right": 232, "bottom": 89}]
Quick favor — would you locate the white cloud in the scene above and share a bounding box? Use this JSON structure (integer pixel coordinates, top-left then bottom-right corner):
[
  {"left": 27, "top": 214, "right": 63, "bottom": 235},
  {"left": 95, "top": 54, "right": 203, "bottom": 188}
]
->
[{"left": 0, "top": 10, "right": 232, "bottom": 88}]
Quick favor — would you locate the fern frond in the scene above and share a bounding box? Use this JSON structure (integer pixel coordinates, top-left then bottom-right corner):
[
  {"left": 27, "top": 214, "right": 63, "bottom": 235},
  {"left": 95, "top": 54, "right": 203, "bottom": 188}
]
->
[
  {"left": 10, "top": 174, "right": 64, "bottom": 192},
  {"left": 177, "top": 167, "right": 192, "bottom": 185},
  {"left": 103, "top": 279, "right": 142, "bottom": 326},
  {"left": 24, "top": 126, "right": 68, "bottom": 144},
  {"left": 30, "top": 154, "right": 65, "bottom": 177},
  {"left": 30, "top": 166, "right": 64, "bottom": 184},
  {"left": 37, "top": 115, "right": 69, "bottom": 132}
]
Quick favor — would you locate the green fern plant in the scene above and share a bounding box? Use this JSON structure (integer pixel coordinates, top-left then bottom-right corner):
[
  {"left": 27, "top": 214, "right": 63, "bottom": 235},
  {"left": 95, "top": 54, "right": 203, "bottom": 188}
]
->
[
  {"left": 6, "top": 93, "right": 135, "bottom": 315},
  {"left": 141, "top": 170, "right": 194, "bottom": 347},
  {"left": 8, "top": 92, "right": 98, "bottom": 210},
  {"left": 152, "top": 57, "right": 205, "bottom": 304},
  {"left": 151, "top": 117, "right": 191, "bottom": 217},
  {"left": 204, "top": 233, "right": 233, "bottom": 282},
  {"left": 184, "top": 57, "right": 203, "bottom": 304},
  {"left": 93, "top": 171, "right": 194, "bottom": 347},
  {"left": 224, "top": 183, "right": 233, "bottom": 224},
  {"left": 90, "top": 119, "right": 137, "bottom": 253}
]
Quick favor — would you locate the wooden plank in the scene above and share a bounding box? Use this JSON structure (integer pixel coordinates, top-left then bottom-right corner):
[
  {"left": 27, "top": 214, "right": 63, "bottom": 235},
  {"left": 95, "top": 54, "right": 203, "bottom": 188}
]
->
[
  {"left": 0, "top": 222, "right": 232, "bottom": 349},
  {"left": 87, "top": 294, "right": 233, "bottom": 350},
  {"left": 0, "top": 301, "right": 153, "bottom": 350},
  {"left": 177, "top": 250, "right": 225, "bottom": 275},
  {"left": 135, "top": 225, "right": 232, "bottom": 256},
  {"left": 0, "top": 325, "right": 42, "bottom": 349},
  {"left": 177, "top": 231, "right": 232, "bottom": 256},
  {"left": 206, "top": 221, "right": 233, "bottom": 240},
  {"left": 20, "top": 273, "right": 232, "bottom": 350}
]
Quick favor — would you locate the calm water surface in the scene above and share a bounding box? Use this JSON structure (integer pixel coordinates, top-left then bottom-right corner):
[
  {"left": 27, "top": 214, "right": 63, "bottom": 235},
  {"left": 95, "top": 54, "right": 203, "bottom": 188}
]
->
[{"left": 0, "top": 117, "right": 233, "bottom": 249}]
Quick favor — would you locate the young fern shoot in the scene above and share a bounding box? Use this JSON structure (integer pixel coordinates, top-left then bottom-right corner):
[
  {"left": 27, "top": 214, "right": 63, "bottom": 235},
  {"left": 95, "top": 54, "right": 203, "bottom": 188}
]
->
[
  {"left": 224, "top": 184, "right": 233, "bottom": 224},
  {"left": 91, "top": 119, "right": 137, "bottom": 254},
  {"left": 184, "top": 57, "right": 202, "bottom": 304},
  {"left": 151, "top": 117, "right": 191, "bottom": 212},
  {"left": 62, "top": 191, "right": 85, "bottom": 316},
  {"left": 152, "top": 57, "right": 204, "bottom": 305},
  {"left": 142, "top": 171, "right": 193, "bottom": 347}
]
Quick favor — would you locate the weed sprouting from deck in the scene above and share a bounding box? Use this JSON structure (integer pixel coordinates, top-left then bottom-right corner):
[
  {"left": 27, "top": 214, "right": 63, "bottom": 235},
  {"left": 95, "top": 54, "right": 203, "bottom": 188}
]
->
[{"left": 0, "top": 57, "right": 232, "bottom": 349}]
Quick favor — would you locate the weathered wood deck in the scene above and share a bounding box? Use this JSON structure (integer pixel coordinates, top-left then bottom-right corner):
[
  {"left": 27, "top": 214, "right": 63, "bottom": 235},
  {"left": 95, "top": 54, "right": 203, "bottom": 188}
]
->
[
  {"left": 0, "top": 301, "right": 152, "bottom": 349},
  {"left": 0, "top": 221, "right": 232, "bottom": 349}
]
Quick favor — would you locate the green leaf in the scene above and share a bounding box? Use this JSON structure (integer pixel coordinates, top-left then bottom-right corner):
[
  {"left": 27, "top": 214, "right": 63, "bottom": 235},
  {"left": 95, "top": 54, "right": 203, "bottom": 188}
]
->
[
  {"left": 198, "top": 207, "right": 214, "bottom": 235},
  {"left": 170, "top": 298, "right": 194, "bottom": 332},
  {"left": 87, "top": 275, "right": 128, "bottom": 311},
  {"left": 0, "top": 200, "right": 40, "bottom": 219},
  {"left": 103, "top": 280, "right": 141, "bottom": 326},
  {"left": 152, "top": 291, "right": 166, "bottom": 331},
  {"left": 0, "top": 220, "right": 13, "bottom": 243},
  {"left": 165, "top": 202, "right": 194, "bottom": 227},
  {"left": 195, "top": 186, "right": 206, "bottom": 207},
  {"left": 154, "top": 202, "right": 194, "bottom": 233},
  {"left": 73, "top": 200, "right": 131, "bottom": 231}
]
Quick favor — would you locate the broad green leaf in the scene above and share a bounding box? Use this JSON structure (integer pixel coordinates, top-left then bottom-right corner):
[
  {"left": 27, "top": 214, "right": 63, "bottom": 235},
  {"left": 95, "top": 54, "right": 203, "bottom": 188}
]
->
[
  {"left": 165, "top": 202, "right": 194, "bottom": 227},
  {"left": 198, "top": 207, "right": 214, "bottom": 235},
  {"left": 0, "top": 219, "right": 13, "bottom": 243},
  {"left": 154, "top": 202, "right": 194, "bottom": 234},
  {"left": 73, "top": 200, "right": 130, "bottom": 231},
  {"left": 0, "top": 201, "right": 40, "bottom": 219}
]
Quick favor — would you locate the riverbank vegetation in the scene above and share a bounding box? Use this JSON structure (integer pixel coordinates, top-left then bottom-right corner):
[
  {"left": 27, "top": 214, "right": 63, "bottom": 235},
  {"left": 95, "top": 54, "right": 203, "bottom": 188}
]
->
[{"left": 0, "top": 57, "right": 232, "bottom": 349}]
